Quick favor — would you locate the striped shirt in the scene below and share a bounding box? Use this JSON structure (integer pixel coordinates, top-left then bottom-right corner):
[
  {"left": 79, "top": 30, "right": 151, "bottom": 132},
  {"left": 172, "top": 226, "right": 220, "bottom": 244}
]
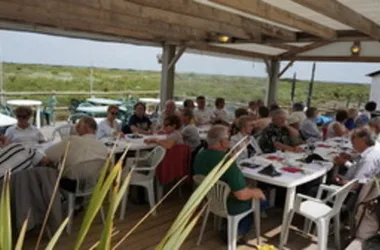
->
[{"left": 0, "top": 143, "right": 43, "bottom": 178}]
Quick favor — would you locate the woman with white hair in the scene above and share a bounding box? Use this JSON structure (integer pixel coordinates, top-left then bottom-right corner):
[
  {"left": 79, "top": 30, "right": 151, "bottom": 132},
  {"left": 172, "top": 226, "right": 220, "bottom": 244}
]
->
[{"left": 229, "top": 115, "right": 261, "bottom": 162}]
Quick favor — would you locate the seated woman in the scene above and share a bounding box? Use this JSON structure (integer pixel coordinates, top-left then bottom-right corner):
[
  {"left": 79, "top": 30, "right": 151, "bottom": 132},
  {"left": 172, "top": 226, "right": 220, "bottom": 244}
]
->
[
  {"left": 144, "top": 115, "right": 183, "bottom": 149},
  {"left": 229, "top": 115, "right": 262, "bottom": 162},
  {"left": 5, "top": 106, "right": 45, "bottom": 147},
  {"left": 128, "top": 102, "right": 154, "bottom": 135},
  {"left": 326, "top": 110, "right": 349, "bottom": 139},
  {"left": 252, "top": 106, "right": 271, "bottom": 135},
  {"left": 230, "top": 107, "right": 249, "bottom": 136},
  {"left": 96, "top": 105, "right": 123, "bottom": 139}
]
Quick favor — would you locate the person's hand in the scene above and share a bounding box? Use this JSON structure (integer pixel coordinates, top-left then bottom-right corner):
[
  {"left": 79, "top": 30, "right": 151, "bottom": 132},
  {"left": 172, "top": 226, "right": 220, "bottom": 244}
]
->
[
  {"left": 252, "top": 188, "right": 266, "bottom": 200},
  {"left": 339, "top": 152, "right": 351, "bottom": 161},
  {"left": 38, "top": 156, "right": 50, "bottom": 166},
  {"left": 292, "top": 146, "right": 304, "bottom": 153},
  {"left": 0, "top": 135, "right": 10, "bottom": 147},
  {"left": 144, "top": 138, "right": 157, "bottom": 144}
]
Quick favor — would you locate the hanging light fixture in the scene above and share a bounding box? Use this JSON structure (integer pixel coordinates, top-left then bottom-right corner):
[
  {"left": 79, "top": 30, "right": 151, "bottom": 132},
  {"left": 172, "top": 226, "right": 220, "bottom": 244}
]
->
[
  {"left": 351, "top": 41, "right": 361, "bottom": 56},
  {"left": 217, "top": 34, "right": 232, "bottom": 43}
]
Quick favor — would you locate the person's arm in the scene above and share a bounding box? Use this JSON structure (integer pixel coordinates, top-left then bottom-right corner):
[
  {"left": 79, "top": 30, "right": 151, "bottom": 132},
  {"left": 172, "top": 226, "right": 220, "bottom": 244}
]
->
[
  {"left": 45, "top": 140, "right": 68, "bottom": 164},
  {"left": 333, "top": 123, "right": 348, "bottom": 137},
  {"left": 145, "top": 137, "right": 176, "bottom": 149},
  {"left": 130, "top": 125, "right": 150, "bottom": 135},
  {"left": 233, "top": 187, "right": 266, "bottom": 201}
]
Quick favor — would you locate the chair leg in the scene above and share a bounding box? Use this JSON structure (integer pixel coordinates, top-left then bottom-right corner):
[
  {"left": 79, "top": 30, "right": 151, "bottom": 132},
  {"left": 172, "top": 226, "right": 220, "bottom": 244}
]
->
[
  {"left": 66, "top": 193, "right": 75, "bottom": 234},
  {"left": 155, "top": 179, "right": 163, "bottom": 201},
  {"left": 316, "top": 219, "right": 329, "bottom": 250},
  {"left": 119, "top": 192, "right": 128, "bottom": 220},
  {"left": 334, "top": 215, "right": 341, "bottom": 250},
  {"left": 254, "top": 199, "right": 261, "bottom": 245},
  {"left": 147, "top": 183, "right": 156, "bottom": 216},
  {"left": 197, "top": 208, "right": 210, "bottom": 246},
  {"left": 228, "top": 217, "right": 238, "bottom": 250},
  {"left": 303, "top": 218, "right": 313, "bottom": 235},
  {"left": 279, "top": 210, "right": 295, "bottom": 249}
]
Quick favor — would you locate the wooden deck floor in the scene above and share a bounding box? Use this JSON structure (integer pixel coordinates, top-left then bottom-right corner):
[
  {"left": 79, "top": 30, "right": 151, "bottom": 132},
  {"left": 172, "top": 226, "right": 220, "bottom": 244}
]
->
[{"left": 23, "top": 187, "right": 353, "bottom": 250}]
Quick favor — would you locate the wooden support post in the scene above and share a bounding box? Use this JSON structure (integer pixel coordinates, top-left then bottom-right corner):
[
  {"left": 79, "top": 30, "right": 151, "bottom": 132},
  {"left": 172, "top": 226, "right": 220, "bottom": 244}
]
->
[
  {"left": 160, "top": 44, "right": 176, "bottom": 110},
  {"left": 265, "top": 59, "right": 280, "bottom": 106},
  {"left": 306, "top": 62, "right": 316, "bottom": 108}
]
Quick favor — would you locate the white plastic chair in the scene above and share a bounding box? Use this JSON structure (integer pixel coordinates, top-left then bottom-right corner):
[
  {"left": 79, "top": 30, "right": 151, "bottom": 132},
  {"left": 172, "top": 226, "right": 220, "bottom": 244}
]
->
[
  {"left": 60, "top": 158, "right": 106, "bottom": 234},
  {"left": 119, "top": 146, "right": 166, "bottom": 220},
  {"left": 280, "top": 179, "right": 358, "bottom": 250},
  {"left": 51, "top": 124, "right": 75, "bottom": 140},
  {"left": 193, "top": 175, "right": 261, "bottom": 250}
]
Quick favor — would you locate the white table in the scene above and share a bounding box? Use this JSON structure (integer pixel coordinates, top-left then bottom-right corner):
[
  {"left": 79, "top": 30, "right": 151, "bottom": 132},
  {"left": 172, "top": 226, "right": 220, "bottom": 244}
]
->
[
  {"left": 102, "top": 134, "right": 167, "bottom": 154},
  {"left": 7, "top": 100, "right": 43, "bottom": 128},
  {"left": 139, "top": 98, "right": 183, "bottom": 107},
  {"left": 240, "top": 151, "right": 334, "bottom": 245},
  {"left": 87, "top": 98, "right": 122, "bottom": 106},
  {"left": 0, "top": 113, "right": 17, "bottom": 127},
  {"left": 76, "top": 106, "right": 126, "bottom": 115}
]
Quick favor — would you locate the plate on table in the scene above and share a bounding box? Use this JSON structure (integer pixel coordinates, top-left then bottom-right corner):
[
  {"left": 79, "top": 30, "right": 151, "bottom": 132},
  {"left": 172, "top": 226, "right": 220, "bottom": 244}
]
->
[{"left": 127, "top": 134, "right": 143, "bottom": 139}]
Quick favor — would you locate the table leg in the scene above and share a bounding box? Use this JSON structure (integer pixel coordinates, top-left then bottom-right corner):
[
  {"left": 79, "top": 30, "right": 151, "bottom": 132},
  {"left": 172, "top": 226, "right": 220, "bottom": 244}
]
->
[
  {"left": 36, "top": 106, "right": 41, "bottom": 128},
  {"left": 280, "top": 187, "right": 296, "bottom": 246}
]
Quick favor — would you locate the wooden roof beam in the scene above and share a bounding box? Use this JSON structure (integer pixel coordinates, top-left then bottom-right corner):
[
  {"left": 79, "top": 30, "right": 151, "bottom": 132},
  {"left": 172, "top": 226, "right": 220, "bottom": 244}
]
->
[
  {"left": 209, "top": 0, "right": 336, "bottom": 39},
  {"left": 278, "top": 42, "right": 331, "bottom": 59},
  {"left": 292, "top": 0, "right": 380, "bottom": 40},
  {"left": 126, "top": 0, "right": 296, "bottom": 41},
  {"left": 0, "top": 0, "right": 210, "bottom": 43},
  {"left": 188, "top": 42, "right": 272, "bottom": 60},
  {"left": 290, "top": 56, "right": 380, "bottom": 63}
]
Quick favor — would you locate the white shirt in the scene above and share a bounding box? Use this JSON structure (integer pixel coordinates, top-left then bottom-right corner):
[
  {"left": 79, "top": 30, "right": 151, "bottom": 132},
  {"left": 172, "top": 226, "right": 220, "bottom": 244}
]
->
[
  {"left": 213, "top": 108, "right": 229, "bottom": 122},
  {"left": 345, "top": 143, "right": 380, "bottom": 183},
  {"left": 0, "top": 143, "right": 44, "bottom": 178},
  {"left": 229, "top": 132, "right": 262, "bottom": 163},
  {"left": 5, "top": 124, "right": 45, "bottom": 148},
  {"left": 194, "top": 107, "right": 215, "bottom": 125},
  {"left": 45, "top": 134, "right": 108, "bottom": 179},
  {"left": 291, "top": 111, "right": 306, "bottom": 123},
  {"left": 96, "top": 119, "right": 121, "bottom": 139}
]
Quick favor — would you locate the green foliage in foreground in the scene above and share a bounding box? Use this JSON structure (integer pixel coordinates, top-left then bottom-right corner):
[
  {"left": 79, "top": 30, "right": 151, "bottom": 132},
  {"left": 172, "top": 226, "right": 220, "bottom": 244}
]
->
[{"left": 2, "top": 63, "right": 370, "bottom": 109}]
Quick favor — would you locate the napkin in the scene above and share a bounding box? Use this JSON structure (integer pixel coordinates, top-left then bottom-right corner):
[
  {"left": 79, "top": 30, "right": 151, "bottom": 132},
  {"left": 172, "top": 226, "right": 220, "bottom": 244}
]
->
[
  {"left": 266, "top": 156, "right": 284, "bottom": 161},
  {"left": 281, "top": 167, "right": 303, "bottom": 173}
]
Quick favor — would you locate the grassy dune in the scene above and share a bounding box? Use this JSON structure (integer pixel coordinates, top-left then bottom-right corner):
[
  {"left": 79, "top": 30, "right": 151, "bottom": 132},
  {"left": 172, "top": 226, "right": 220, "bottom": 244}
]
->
[{"left": 2, "top": 63, "right": 370, "bottom": 109}]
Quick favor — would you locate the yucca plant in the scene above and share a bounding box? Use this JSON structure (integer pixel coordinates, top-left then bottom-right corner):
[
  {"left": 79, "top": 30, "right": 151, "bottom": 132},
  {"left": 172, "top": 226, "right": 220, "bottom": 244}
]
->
[
  {"left": 0, "top": 139, "right": 187, "bottom": 250},
  {"left": 156, "top": 136, "right": 249, "bottom": 249}
]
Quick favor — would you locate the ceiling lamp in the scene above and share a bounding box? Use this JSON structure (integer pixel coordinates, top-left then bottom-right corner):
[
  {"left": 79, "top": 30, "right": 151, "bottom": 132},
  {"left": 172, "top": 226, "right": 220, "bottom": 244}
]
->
[
  {"left": 217, "top": 35, "right": 232, "bottom": 43},
  {"left": 351, "top": 41, "right": 361, "bottom": 56}
]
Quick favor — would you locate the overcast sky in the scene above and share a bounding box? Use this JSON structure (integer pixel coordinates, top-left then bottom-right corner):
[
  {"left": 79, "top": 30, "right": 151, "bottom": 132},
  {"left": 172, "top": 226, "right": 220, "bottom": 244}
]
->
[{"left": 0, "top": 30, "right": 379, "bottom": 83}]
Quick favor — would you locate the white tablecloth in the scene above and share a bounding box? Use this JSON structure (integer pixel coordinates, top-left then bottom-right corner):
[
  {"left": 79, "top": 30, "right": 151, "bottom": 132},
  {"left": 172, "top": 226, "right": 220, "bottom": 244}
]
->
[
  {"left": 87, "top": 98, "right": 122, "bottom": 106},
  {"left": 76, "top": 106, "right": 127, "bottom": 114},
  {"left": 102, "top": 134, "right": 167, "bottom": 153},
  {"left": 0, "top": 113, "right": 17, "bottom": 127}
]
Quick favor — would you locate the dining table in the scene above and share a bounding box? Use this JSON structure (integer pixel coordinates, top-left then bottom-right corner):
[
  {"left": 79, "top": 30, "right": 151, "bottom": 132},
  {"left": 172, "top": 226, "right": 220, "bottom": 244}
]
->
[
  {"left": 76, "top": 106, "right": 127, "bottom": 116},
  {"left": 239, "top": 137, "right": 353, "bottom": 244},
  {"left": 7, "top": 99, "right": 43, "bottom": 128}
]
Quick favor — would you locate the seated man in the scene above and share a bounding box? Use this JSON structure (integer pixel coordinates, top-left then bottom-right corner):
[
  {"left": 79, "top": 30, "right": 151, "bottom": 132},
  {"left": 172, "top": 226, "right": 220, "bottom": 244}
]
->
[
  {"left": 258, "top": 109, "right": 303, "bottom": 153},
  {"left": 333, "top": 128, "right": 380, "bottom": 187},
  {"left": 157, "top": 99, "right": 180, "bottom": 131},
  {"left": 252, "top": 106, "right": 271, "bottom": 134},
  {"left": 45, "top": 116, "right": 108, "bottom": 182},
  {"left": 194, "top": 95, "right": 215, "bottom": 126},
  {"left": 300, "top": 107, "right": 322, "bottom": 142},
  {"left": 290, "top": 102, "right": 306, "bottom": 123},
  {"left": 369, "top": 117, "right": 380, "bottom": 143},
  {"left": 194, "top": 125, "right": 265, "bottom": 240},
  {"left": 0, "top": 135, "right": 48, "bottom": 178},
  {"left": 181, "top": 110, "right": 201, "bottom": 152},
  {"left": 213, "top": 97, "right": 229, "bottom": 124}
]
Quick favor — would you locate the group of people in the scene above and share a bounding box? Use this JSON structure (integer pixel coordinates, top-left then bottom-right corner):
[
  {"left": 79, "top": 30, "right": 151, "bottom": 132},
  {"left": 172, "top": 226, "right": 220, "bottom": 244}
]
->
[{"left": 3, "top": 97, "right": 380, "bottom": 247}]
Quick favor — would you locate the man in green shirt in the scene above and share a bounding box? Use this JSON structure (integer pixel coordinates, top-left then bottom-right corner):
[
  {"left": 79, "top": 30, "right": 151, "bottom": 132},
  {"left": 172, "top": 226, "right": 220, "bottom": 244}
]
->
[{"left": 193, "top": 125, "right": 265, "bottom": 239}]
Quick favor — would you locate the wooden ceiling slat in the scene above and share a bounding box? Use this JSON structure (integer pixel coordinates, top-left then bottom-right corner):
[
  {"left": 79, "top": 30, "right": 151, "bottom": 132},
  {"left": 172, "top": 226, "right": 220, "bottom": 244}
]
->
[
  {"left": 290, "top": 56, "right": 380, "bottom": 63},
  {"left": 0, "top": 0, "right": 209, "bottom": 43},
  {"left": 279, "top": 42, "right": 331, "bottom": 59},
  {"left": 209, "top": 0, "right": 336, "bottom": 39},
  {"left": 126, "top": 0, "right": 296, "bottom": 41},
  {"left": 292, "top": 0, "right": 380, "bottom": 40}
]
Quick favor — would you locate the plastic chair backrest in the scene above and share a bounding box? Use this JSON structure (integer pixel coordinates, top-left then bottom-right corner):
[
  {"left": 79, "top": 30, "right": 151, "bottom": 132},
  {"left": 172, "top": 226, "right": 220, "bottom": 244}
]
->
[
  {"left": 140, "top": 146, "right": 166, "bottom": 179},
  {"left": 69, "top": 159, "right": 106, "bottom": 196},
  {"left": 193, "top": 175, "right": 230, "bottom": 217},
  {"left": 70, "top": 99, "right": 81, "bottom": 108},
  {"left": 52, "top": 124, "right": 74, "bottom": 140},
  {"left": 0, "top": 104, "right": 11, "bottom": 116},
  {"left": 324, "top": 179, "right": 358, "bottom": 216},
  {"left": 68, "top": 113, "right": 91, "bottom": 124}
]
